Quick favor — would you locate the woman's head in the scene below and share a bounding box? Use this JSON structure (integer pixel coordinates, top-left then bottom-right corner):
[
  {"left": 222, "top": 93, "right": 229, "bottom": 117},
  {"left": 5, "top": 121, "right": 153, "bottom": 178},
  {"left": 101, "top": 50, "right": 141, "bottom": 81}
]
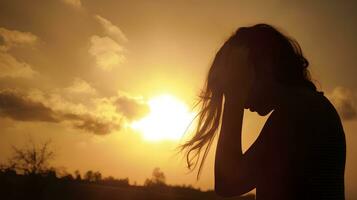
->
[
  {"left": 235, "top": 24, "right": 316, "bottom": 115},
  {"left": 179, "top": 23, "right": 316, "bottom": 178}
]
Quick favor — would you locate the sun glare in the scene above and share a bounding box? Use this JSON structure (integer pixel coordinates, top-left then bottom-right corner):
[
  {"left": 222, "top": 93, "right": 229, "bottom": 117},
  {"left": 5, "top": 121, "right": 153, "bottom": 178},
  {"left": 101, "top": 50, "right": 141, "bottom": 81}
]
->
[{"left": 130, "top": 94, "right": 196, "bottom": 141}]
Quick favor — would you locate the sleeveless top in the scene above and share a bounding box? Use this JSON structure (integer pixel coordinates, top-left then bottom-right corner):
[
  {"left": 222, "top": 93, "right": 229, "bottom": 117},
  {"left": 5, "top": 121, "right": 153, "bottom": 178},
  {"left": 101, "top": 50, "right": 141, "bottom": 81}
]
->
[{"left": 254, "top": 91, "right": 346, "bottom": 199}]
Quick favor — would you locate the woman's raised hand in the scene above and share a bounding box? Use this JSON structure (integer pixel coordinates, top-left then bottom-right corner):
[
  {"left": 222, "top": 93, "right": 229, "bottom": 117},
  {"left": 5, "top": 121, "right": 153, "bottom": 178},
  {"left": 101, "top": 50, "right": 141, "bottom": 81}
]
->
[{"left": 221, "top": 44, "right": 254, "bottom": 104}]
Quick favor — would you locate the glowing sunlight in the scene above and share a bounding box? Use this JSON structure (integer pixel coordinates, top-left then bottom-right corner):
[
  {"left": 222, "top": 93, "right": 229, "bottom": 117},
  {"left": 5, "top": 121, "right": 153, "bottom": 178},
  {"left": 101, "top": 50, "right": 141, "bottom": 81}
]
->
[{"left": 130, "top": 94, "right": 196, "bottom": 141}]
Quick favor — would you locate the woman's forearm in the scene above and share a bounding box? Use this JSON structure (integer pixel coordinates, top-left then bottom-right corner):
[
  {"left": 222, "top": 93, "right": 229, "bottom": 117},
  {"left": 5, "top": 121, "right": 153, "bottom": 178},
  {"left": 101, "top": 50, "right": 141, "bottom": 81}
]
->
[
  {"left": 215, "top": 97, "right": 245, "bottom": 178},
  {"left": 217, "top": 97, "right": 245, "bottom": 156},
  {"left": 214, "top": 97, "right": 258, "bottom": 196}
]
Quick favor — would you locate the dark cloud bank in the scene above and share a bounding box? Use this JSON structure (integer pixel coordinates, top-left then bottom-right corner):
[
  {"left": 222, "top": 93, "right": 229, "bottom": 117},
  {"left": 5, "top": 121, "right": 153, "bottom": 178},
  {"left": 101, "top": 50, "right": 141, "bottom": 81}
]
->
[{"left": 0, "top": 90, "right": 149, "bottom": 135}]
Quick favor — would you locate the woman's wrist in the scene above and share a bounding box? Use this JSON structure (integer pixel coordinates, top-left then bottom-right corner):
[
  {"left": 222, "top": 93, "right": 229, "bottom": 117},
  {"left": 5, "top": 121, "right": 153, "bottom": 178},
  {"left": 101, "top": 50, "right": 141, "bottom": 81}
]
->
[{"left": 224, "top": 94, "right": 246, "bottom": 109}]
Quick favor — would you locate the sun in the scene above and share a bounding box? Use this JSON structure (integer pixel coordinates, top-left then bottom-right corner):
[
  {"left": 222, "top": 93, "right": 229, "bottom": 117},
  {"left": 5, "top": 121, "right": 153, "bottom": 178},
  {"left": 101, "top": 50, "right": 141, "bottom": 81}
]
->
[{"left": 130, "top": 94, "right": 196, "bottom": 141}]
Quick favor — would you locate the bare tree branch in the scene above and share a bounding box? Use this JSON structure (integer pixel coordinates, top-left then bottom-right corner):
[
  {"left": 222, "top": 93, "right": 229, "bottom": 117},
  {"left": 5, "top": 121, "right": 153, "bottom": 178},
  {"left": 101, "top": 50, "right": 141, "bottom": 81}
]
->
[{"left": 8, "top": 139, "right": 55, "bottom": 175}]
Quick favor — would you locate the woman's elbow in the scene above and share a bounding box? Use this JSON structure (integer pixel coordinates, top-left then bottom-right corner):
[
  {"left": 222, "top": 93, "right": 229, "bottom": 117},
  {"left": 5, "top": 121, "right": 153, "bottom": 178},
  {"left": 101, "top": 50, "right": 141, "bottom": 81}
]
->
[
  {"left": 215, "top": 184, "right": 237, "bottom": 197},
  {"left": 214, "top": 180, "right": 242, "bottom": 197},
  {"left": 214, "top": 176, "right": 255, "bottom": 197}
]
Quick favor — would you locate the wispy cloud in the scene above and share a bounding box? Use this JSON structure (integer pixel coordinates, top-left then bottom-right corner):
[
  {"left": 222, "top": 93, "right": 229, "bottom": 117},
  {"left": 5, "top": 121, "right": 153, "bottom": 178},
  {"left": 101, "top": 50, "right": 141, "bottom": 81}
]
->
[
  {"left": 95, "top": 15, "right": 128, "bottom": 43},
  {"left": 61, "top": 0, "right": 82, "bottom": 9},
  {"left": 89, "top": 35, "right": 126, "bottom": 71},
  {"left": 89, "top": 15, "right": 128, "bottom": 71},
  {"left": 0, "top": 27, "right": 38, "bottom": 78},
  {"left": 328, "top": 86, "right": 357, "bottom": 121},
  {"left": 0, "top": 53, "right": 37, "bottom": 78},
  {"left": 65, "top": 78, "right": 97, "bottom": 95},
  {"left": 0, "top": 27, "right": 38, "bottom": 51},
  {"left": 65, "top": 113, "right": 119, "bottom": 135},
  {"left": 115, "top": 94, "right": 149, "bottom": 121}
]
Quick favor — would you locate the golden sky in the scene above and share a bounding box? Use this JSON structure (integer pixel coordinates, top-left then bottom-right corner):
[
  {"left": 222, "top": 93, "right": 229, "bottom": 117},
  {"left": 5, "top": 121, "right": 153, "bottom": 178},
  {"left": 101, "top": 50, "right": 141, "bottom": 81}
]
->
[{"left": 0, "top": 0, "right": 357, "bottom": 198}]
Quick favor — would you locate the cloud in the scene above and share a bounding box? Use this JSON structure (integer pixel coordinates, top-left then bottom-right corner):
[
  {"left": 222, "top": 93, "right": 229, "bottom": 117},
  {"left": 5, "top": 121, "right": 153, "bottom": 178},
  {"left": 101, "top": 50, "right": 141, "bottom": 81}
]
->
[
  {"left": 0, "top": 89, "right": 117, "bottom": 134},
  {"left": 61, "top": 0, "right": 82, "bottom": 8},
  {"left": 29, "top": 89, "right": 121, "bottom": 135},
  {"left": 65, "top": 78, "right": 97, "bottom": 95},
  {"left": 89, "top": 15, "right": 128, "bottom": 71},
  {"left": 115, "top": 95, "right": 150, "bottom": 121},
  {"left": 95, "top": 15, "right": 128, "bottom": 43},
  {"left": 0, "top": 52, "right": 38, "bottom": 78},
  {"left": 328, "top": 86, "right": 357, "bottom": 120},
  {"left": 89, "top": 35, "right": 126, "bottom": 70},
  {"left": 0, "top": 35, "right": 5, "bottom": 47},
  {"left": 0, "top": 27, "right": 38, "bottom": 51},
  {"left": 0, "top": 89, "right": 150, "bottom": 135},
  {"left": 0, "top": 90, "right": 59, "bottom": 122},
  {"left": 69, "top": 113, "right": 120, "bottom": 135},
  {"left": 0, "top": 27, "right": 38, "bottom": 79}
]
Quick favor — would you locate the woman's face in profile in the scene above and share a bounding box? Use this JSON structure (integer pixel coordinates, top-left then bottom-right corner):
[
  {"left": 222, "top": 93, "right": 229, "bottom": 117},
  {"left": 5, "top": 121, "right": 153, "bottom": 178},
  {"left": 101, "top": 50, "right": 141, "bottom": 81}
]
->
[
  {"left": 225, "top": 42, "right": 277, "bottom": 116},
  {"left": 244, "top": 66, "right": 276, "bottom": 116}
]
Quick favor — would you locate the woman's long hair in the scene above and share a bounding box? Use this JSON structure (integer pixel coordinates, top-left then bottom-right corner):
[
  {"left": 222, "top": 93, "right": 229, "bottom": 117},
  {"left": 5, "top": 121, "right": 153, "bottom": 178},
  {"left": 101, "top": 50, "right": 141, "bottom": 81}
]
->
[{"left": 178, "top": 23, "right": 316, "bottom": 179}]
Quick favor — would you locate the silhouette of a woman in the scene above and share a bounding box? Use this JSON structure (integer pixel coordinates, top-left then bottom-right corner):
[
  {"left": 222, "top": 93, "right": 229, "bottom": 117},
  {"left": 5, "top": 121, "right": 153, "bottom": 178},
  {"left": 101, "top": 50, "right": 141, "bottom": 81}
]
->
[{"left": 180, "top": 24, "right": 346, "bottom": 199}]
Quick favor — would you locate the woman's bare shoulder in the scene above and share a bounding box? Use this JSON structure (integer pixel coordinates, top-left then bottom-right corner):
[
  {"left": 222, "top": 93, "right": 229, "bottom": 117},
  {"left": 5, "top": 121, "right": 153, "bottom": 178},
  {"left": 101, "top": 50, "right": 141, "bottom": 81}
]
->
[
  {"left": 280, "top": 90, "right": 338, "bottom": 120},
  {"left": 266, "top": 91, "right": 333, "bottom": 130}
]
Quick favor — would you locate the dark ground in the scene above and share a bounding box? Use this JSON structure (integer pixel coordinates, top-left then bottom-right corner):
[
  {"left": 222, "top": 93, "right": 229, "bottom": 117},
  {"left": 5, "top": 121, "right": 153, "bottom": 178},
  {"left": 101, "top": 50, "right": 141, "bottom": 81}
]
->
[{"left": 0, "top": 172, "right": 255, "bottom": 200}]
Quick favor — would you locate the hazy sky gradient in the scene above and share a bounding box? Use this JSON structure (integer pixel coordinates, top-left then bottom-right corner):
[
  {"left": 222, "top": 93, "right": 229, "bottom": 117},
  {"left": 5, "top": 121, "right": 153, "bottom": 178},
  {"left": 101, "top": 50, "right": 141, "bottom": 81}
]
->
[{"left": 0, "top": 0, "right": 356, "bottom": 198}]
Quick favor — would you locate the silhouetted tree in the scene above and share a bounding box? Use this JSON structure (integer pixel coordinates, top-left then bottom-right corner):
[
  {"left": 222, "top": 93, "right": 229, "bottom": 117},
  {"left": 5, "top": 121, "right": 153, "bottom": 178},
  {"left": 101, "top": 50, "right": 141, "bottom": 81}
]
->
[
  {"left": 101, "top": 176, "right": 129, "bottom": 187},
  {"left": 84, "top": 170, "right": 94, "bottom": 182},
  {"left": 152, "top": 167, "right": 165, "bottom": 185},
  {"left": 84, "top": 170, "right": 102, "bottom": 182},
  {"left": 62, "top": 173, "right": 74, "bottom": 181},
  {"left": 144, "top": 167, "right": 166, "bottom": 187},
  {"left": 42, "top": 168, "right": 57, "bottom": 179},
  {"left": 93, "top": 171, "right": 102, "bottom": 182},
  {"left": 104, "top": 176, "right": 115, "bottom": 181},
  {"left": 7, "top": 140, "right": 54, "bottom": 175},
  {"left": 0, "top": 164, "right": 16, "bottom": 176},
  {"left": 74, "top": 170, "right": 81, "bottom": 181}
]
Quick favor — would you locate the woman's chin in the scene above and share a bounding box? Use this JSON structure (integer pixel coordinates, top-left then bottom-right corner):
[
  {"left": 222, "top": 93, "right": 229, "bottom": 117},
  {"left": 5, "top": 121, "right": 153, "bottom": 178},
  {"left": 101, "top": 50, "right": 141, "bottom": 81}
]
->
[
  {"left": 257, "top": 110, "right": 271, "bottom": 116},
  {"left": 248, "top": 106, "right": 272, "bottom": 116}
]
